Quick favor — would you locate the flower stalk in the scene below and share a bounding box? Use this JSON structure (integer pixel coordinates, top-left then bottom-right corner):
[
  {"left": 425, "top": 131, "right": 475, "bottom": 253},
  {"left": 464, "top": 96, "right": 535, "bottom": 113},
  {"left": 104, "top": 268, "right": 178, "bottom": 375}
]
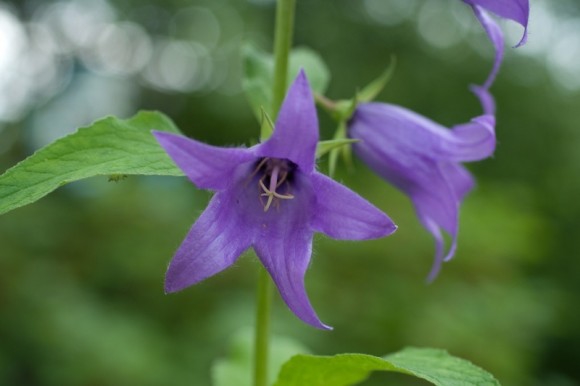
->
[
  {"left": 254, "top": 266, "right": 274, "bottom": 386},
  {"left": 271, "top": 0, "right": 296, "bottom": 117}
]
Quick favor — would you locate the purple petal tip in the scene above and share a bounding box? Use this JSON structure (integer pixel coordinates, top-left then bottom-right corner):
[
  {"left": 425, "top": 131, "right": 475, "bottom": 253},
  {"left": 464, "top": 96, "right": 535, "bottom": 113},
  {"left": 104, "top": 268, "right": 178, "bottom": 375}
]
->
[
  {"left": 164, "top": 282, "right": 179, "bottom": 294},
  {"left": 164, "top": 272, "right": 187, "bottom": 294},
  {"left": 514, "top": 32, "right": 528, "bottom": 48},
  {"left": 308, "top": 319, "right": 333, "bottom": 331}
]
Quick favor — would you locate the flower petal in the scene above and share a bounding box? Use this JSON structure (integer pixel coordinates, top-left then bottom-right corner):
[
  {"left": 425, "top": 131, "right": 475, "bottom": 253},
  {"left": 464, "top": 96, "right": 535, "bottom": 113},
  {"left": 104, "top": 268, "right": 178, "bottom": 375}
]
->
[
  {"left": 311, "top": 172, "right": 397, "bottom": 240},
  {"left": 352, "top": 103, "right": 495, "bottom": 163},
  {"left": 252, "top": 173, "right": 330, "bottom": 330},
  {"left": 153, "top": 131, "right": 254, "bottom": 190},
  {"left": 254, "top": 235, "right": 330, "bottom": 331},
  {"left": 450, "top": 114, "right": 496, "bottom": 160},
  {"left": 256, "top": 70, "right": 318, "bottom": 173},
  {"left": 464, "top": 0, "right": 529, "bottom": 46},
  {"left": 416, "top": 162, "right": 475, "bottom": 281},
  {"left": 468, "top": 5, "right": 505, "bottom": 116},
  {"left": 164, "top": 191, "right": 252, "bottom": 293},
  {"left": 411, "top": 162, "right": 475, "bottom": 261},
  {"left": 470, "top": 85, "right": 496, "bottom": 116}
]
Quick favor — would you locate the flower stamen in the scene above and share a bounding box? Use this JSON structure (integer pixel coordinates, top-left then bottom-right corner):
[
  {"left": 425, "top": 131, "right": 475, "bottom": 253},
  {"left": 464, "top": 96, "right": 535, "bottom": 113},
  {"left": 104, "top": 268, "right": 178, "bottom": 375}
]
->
[
  {"left": 249, "top": 157, "right": 269, "bottom": 181},
  {"left": 259, "top": 164, "right": 294, "bottom": 212}
]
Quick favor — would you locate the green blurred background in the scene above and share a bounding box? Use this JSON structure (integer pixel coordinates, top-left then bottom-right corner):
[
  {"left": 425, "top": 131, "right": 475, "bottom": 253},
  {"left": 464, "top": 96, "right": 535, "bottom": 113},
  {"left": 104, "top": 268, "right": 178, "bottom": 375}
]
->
[{"left": 1, "top": 0, "right": 579, "bottom": 385}]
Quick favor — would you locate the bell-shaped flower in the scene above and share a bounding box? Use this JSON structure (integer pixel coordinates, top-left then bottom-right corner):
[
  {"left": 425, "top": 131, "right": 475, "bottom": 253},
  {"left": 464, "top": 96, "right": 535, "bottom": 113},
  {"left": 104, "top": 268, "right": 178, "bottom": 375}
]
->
[
  {"left": 462, "top": 0, "right": 530, "bottom": 113},
  {"left": 348, "top": 103, "right": 495, "bottom": 280},
  {"left": 153, "top": 71, "right": 396, "bottom": 330}
]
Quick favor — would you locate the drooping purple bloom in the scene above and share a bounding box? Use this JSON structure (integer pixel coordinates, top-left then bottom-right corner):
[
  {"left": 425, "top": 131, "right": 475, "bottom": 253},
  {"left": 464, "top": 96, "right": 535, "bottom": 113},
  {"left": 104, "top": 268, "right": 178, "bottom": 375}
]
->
[
  {"left": 348, "top": 104, "right": 495, "bottom": 280},
  {"left": 153, "top": 71, "right": 396, "bottom": 330},
  {"left": 462, "top": 0, "right": 530, "bottom": 113},
  {"left": 346, "top": 1, "right": 527, "bottom": 279}
]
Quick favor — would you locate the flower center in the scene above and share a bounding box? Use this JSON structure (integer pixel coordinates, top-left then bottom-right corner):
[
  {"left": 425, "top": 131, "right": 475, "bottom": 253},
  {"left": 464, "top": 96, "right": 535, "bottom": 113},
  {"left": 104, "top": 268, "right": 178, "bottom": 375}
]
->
[{"left": 252, "top": 157, "right": 296, "bottom": 212}]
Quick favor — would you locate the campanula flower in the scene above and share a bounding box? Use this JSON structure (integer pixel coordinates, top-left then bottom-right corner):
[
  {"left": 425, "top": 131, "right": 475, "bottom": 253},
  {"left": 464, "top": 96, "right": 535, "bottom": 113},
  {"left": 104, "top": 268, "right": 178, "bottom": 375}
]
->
[
  {"left": 463, "top": 0, "right": 530, "bottom": 113},
  {"left": 343, "top": 1, "right": 528, "bottom": 279},
  {"left": 153, "top": 71, "right": 396, "bottom": 330},
  {"left": 348, "top": 103, "right": 495, "bottom": 280}
]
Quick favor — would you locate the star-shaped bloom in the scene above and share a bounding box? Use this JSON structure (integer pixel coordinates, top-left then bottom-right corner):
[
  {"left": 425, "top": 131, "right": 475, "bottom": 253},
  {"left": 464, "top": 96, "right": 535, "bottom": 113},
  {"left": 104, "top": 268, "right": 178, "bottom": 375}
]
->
[
  {"left": 348, "top": 103, "right": 495, "bottom": 280},
  {"left": 462, "top": 0, "right": 530, "bottom": 113},
  {"left": 153, "top": 71, "right": 396, "bottom": 330}
]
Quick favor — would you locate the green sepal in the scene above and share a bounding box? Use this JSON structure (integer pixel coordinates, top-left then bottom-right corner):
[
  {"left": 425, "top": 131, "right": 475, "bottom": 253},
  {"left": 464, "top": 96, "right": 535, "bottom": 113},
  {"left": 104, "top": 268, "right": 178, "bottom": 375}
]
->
[
  {"left": 315, "top": 97, "right": 356, "bottom": 176},
  {"left": 316, "top": 138, "right": 359, "bottom": 160},
  {"left": 242, "top": 44, "right": 330, "bottom": 120},
  {"left": 335, "top": 97, "right": 359, "bottom": 122},
  {"left": 357, "top": 56, "right": 397, "bottom": 103},
  {"left": 327, "top": 121, "right": 350, "bottom": 177},
  {"left": 315, "top": 59, "right": 396, "bottom": 176},
  {"left": 259, "top": 106, "right": 276, "bottom": 142},
  {"left": 0, "top": 111, "right": 183, "bottom": 216},
  {"left": 274, "top": 347, "right": 501, "bottom": 386},
  {"left": 315, "top": 94, "right": 358, "bottom": 123}
]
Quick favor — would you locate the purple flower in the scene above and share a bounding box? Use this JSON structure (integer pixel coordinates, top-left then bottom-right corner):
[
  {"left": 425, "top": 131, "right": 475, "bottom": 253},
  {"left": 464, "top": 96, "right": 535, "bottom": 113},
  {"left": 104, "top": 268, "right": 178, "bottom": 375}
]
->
[
  {"left": 348, "top": 103, "right": 495, "bottom": 280},
  {"left": 153, "top": 71, "right": 396, "bottom": 330},
  {"left": 463, "top": 0, "right": 530, "bottom": 113},
  {"left": 345, "top": 1, "right": 527, "bottom": 279}
]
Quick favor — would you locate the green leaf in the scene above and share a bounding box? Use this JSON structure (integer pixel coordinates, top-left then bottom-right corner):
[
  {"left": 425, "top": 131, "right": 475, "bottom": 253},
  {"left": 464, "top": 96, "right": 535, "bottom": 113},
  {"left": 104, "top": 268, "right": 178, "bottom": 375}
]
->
[
  {"left": 212, "top": 329, "right": 309, "bottom": 386},
  {"left": 242, "top": 44, "right": 275, "bottom": 119},
  {"left": 0, "top": 111, "right": 183, "bottom": 216},
  {"left": 274, "top": 347, "right": 501, "bottom": 386},
  {"left": 384, "top": 348, "right": 500, "bottom": 385},
  {"left": 242, "top": 44, "right": 330, "bottom": 120}
]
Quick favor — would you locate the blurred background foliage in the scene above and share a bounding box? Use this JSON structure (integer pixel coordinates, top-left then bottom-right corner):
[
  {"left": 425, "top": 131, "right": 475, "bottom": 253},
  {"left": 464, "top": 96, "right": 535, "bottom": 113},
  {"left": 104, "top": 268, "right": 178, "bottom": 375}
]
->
[{"left": 0, "top": 0, "right": 579, "bottom": 385}]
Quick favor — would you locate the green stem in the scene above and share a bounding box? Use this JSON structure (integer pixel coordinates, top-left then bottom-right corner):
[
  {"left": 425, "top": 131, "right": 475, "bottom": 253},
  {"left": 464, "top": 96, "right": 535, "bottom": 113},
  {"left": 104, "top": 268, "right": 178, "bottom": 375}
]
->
[
  {"left": 253, "top": 3, "right": 296, "bottom": 385},
  {"left": 253, "top": 266, "right": 274, "bottom": 386},
  {"left": 271, "top": 0, "right": 296, "bottom": 117}
]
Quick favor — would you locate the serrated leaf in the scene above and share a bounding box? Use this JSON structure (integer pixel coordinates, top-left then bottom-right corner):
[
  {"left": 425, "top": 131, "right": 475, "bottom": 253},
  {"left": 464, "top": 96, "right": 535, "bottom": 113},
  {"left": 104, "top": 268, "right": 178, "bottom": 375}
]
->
[
  {"left": 0, "top": 111, "right": 183, "bottom": 216},
  {"left": 242, "top": 44, "right": 330, "bottom": 120},
  {"left": 212, "top": 329, "right": 309, "bottom": 386},
  {"left": 274, "top": 347, "right": 500, "bottom": 386}
]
